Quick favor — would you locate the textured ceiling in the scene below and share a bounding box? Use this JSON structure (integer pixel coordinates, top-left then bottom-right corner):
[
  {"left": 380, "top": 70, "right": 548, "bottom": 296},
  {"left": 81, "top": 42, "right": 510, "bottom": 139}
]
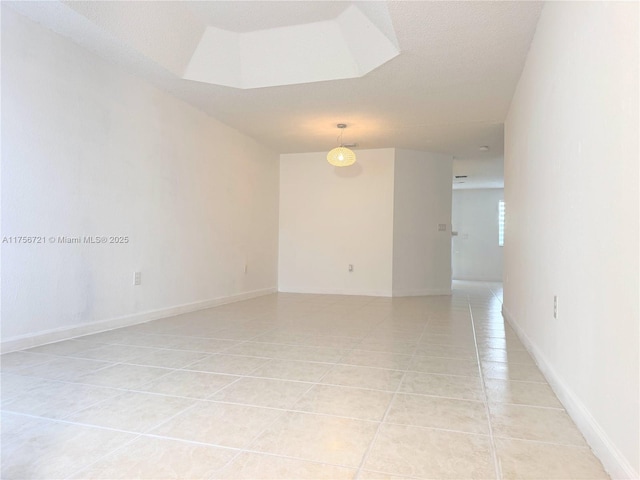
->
[
  {"left": 185, "top": 1, "right": 350, "bottom": 33},
  {"left": 5, "top": 1, "right": 544, "bottom": 188}
]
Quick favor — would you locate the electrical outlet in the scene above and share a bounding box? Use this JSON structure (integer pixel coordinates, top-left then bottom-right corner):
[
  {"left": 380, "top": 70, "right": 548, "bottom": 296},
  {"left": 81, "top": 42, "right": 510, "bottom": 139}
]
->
[
  {"left": 134, "top": 271, "right": 141, "bottom": 286},
  {"left": 438, "top": 224, "right": 447, "bottom": 231},
  {"left": 553, "top": 295, "right": 558, "bottom": 319}
]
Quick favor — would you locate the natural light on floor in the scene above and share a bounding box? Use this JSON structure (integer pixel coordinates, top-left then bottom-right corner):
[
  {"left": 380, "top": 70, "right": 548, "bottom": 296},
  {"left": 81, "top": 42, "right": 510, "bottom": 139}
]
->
[{"left": 1, "top": 282, "right": 608, "bottom": 479}]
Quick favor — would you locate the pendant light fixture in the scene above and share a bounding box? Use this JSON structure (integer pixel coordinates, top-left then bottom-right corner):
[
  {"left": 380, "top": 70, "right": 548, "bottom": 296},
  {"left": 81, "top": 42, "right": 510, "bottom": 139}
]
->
[{"left": 327, "top": 124, "right": 356, "bottom": 167}]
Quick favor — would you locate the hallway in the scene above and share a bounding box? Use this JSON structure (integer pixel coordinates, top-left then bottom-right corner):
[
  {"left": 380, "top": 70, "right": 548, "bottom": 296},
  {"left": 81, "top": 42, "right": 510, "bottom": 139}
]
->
[{"left": 1, "top": 282, "right": 608, "bottom": 479}]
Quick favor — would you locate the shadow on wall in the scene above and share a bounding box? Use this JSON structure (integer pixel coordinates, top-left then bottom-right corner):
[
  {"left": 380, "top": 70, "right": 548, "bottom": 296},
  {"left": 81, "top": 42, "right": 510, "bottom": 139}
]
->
[{"left": 333, "top": 163, "right": 363, "bottom": 178}]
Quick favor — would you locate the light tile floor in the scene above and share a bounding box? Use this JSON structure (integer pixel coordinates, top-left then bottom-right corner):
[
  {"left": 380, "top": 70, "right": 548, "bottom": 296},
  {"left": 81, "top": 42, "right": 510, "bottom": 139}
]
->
[{"left": 1, "top": 282, "right": 609, "bottom": 479}]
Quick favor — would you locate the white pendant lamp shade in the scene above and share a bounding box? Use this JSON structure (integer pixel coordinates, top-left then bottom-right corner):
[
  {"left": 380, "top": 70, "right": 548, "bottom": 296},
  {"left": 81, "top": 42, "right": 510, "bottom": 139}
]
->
[
  {"left": 327, "top": 146, "right": 356, "bottom": 166},
  {"left": 327, "top": 123, "right": 356, "bottom": 167}
]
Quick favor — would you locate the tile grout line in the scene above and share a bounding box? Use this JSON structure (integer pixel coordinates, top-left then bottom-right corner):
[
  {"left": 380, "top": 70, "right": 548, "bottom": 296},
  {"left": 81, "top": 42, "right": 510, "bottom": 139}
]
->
[
  {"left": 4, "top": 408, "right": 592, "bottom": 454},
  {"left": 211, "top": 296, "right": 390, "bottom": 471},
  {"left": 205, "top": 300, "right": 386, "bottom": 478},
  {"left": 50, "top": 317, "right": 288, "bottom": 479},
  {"left": 468, "top": 295, "right": 503, "bottom": 480},
  {"left": 62, "top": 431, "right": 145, "bottom": 480},
  {"left": 6, "top": 353, "right": 555, "bottom": 407},
  {"left": 9, "top": 335, "right": 536, "bottom": 365},
  {"left": 352, "top": 316, "right": 430, "bottom": 479}
]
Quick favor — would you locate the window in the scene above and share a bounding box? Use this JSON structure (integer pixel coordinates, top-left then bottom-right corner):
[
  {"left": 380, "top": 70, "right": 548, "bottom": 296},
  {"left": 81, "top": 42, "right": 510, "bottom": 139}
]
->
[{"left": 498, "top": 200, "right": 505, "bottom": 246}]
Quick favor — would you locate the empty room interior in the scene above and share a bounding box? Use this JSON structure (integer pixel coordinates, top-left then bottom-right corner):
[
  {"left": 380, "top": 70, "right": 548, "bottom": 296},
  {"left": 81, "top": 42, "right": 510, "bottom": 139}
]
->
[{"left": 1, "top": 1, "right": 638, "bottom": 479}]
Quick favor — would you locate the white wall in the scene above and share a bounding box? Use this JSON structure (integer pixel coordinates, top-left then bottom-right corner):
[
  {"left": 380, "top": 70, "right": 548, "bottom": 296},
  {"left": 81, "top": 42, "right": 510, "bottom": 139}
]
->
[
  {"left": 279, "top": 148, "right": 453, "bottom": 297},
  {"left": 1, "top": 9, "right": 280, "bottom": 350},
  {"left": 278, "top": 149, "right": 395, "bottom": 296},
  {"left": 452, "top": 188, "right": 503, "bottom": 281},
  {"left": 504, "top": 2, "right": 638, "bottom": 477},
  {"left": 392, "top": 149, "right": 452, "bottom": 295}
]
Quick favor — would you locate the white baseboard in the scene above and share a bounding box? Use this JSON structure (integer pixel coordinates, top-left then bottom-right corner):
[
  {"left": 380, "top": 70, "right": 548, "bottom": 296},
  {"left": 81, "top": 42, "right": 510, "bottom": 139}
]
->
[
  {"left": 278, "top": 287, "right": 452, "bottom": 297},
  {"left": 502, "top": 305, "right": 638, "bottom": 480},
  {"left": 452, "top": 276, "right": 503, "bottom": 282},
  {"left": 1, "top": 287, "right": 277, "bottom": 353},
  {"left": 392, "top": 288, "right": 452, "bottom": 297},
  {"left": 277, "top": 287, "right": 393, "bottom": 297}
]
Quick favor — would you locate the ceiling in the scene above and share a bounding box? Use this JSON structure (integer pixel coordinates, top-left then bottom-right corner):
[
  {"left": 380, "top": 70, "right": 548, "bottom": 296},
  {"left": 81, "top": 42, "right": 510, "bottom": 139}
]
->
[
  {"left": 6, "top": 1, "right": 544, "bottom": 189},
  {"left": 182, "top": 5, "right": 401, "bottom": 89}
]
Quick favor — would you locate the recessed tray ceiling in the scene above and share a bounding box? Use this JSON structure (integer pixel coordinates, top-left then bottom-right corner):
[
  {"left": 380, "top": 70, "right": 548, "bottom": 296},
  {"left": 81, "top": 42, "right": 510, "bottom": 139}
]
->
[{"left": 183, "top": 5, "right": 400, "bottom": 89}]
